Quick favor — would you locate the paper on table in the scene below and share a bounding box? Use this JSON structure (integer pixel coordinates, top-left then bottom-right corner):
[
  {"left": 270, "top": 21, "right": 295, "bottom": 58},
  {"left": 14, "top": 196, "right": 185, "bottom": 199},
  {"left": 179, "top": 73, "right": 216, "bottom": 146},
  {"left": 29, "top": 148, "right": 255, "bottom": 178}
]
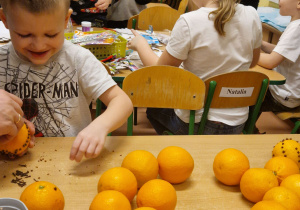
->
[{"left": 0, "top": 21, "right": 10, "bottom": 42}]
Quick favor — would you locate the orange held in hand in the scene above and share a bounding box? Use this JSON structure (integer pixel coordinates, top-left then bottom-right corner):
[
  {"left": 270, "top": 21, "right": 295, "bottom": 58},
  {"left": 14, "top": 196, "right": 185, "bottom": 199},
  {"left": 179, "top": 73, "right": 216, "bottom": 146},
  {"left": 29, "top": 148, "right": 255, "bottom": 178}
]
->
[
  {"left": 121, "top": 150, "right": 159, "bottom": 188},
  {"left": 0, "top": 123, "right": 30, "bottom": 158},
  {"left": 90, "top": 190, "right": 131, "bottom": 210},
  {"left": 157, "top": 146, "right": 194, "bottom": 184},
  {"left": 240, "top": 168, "right": 279, "bottom": 203},
  {"left": 97, "top": 167, "right": 137, "bottom": 202},
  {"left": 213, "top": 148, "right": 250, "bottom": 186},
  {"left": 20, "top": 181, "right": 65, "bottom": 210},
  {"left": 136, "top": 179, "right": 177, "bottom": 210},
  {"left": 263, "top": 186, "right": 300, "bottom": 210}
]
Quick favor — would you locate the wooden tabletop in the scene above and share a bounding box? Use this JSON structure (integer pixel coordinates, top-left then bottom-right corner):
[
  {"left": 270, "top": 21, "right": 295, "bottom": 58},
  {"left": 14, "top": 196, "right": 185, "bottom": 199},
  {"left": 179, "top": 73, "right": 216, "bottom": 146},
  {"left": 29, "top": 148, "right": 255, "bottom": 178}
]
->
[
  {"left": 1, "top": 134, "right": 299, "bottom": 209},
  {"left": 250, "top": 65, "right": 286, "bottom": 85}
]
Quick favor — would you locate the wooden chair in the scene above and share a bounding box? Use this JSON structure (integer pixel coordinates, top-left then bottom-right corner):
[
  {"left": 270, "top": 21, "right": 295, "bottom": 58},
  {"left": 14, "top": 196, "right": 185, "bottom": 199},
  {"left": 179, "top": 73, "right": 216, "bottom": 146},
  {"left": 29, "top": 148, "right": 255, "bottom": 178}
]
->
[
  {"left": 127, "top": 14, "right": 139, "bottom": 29},
  {"left": 122, "top": 66, "right": 206, "bottom": 136},
  {"left": 136, "top": 6, "right": 181, "bottom": 31},
  {"left": 177, "top": 0, "right": 188, "bottom": 14},
  {"left": 275, "top": 110, "right": 300, "bottom": 134},
  {"left": 197, "top": 71, "right": 269, "bottom": 134}
]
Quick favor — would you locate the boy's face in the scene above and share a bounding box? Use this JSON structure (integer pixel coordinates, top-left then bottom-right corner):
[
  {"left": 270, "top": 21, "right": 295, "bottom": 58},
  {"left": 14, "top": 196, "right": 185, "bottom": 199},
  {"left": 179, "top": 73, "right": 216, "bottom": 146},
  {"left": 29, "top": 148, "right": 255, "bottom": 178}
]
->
[
  {"left": 278, "top": 0, "right": 300, "bottom": 20},
  {"left": 0, "top": 4, "right": 72, "bottom": 65}
]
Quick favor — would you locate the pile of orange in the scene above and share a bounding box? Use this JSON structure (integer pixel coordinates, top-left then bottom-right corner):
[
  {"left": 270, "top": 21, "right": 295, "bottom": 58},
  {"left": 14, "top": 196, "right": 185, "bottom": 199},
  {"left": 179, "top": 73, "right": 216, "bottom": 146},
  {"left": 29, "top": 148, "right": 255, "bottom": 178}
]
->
[
  {"left": 90, "top": 146, "right": 194, "bottom": 210},
  {"left": 213, "top": 138, "right": 300, "bottom": 209}
]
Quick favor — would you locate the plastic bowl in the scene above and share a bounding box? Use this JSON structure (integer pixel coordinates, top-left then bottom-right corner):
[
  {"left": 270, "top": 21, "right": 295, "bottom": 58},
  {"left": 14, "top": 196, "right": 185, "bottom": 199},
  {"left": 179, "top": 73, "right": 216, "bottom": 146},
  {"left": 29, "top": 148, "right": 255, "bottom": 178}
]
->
[{"left": 0, "top": 198, "right": 28, "bottom": 210}]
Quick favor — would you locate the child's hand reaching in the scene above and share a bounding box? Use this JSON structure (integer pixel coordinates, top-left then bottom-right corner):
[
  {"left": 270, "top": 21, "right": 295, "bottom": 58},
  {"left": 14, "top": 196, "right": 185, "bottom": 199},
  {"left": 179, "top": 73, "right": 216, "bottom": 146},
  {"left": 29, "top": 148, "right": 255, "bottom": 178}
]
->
[
  {"left": 127, "top": 29, "right": 149, "bottom": 51},
  {"left": 95, "top": 0, "right": 112, "bottom": 10},
  {"left": 69, "top": 121, "right": 108, "bottom": 162}
]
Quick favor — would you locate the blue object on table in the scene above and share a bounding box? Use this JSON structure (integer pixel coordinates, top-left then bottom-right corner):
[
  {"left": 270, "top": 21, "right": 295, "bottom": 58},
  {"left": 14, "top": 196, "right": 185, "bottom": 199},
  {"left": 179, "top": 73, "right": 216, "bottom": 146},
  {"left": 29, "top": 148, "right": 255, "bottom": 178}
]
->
[
  {"left": 141, "top": 34, "right": 159, "bottom": 45},
  {"left": 257, "top": 7, "right": 291, "bottom": 32}
]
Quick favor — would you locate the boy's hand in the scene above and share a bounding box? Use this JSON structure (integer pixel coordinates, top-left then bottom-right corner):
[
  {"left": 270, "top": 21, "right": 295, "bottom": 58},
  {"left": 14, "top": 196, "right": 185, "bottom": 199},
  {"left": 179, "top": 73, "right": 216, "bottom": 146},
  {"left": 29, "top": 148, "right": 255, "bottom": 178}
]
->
[
  {"left": 95, "top": 0, "right": 112, "bottom": 10},
  {"left": 69, "top": 123, "right": 107, "bottom": 162},
  {"left": 127, "top": 29, "right": 149, "bottom": 51}
]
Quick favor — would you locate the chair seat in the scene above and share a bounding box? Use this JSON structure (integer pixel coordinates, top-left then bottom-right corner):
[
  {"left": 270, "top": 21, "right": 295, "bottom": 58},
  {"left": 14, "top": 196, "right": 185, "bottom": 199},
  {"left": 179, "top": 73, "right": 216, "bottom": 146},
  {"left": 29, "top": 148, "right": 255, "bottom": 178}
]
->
[
  {"left": 276, "top": 111, "right": 300, "bottom": 120},
  {"left": 275, "top": 107, "right": 300, "bottom": 134}
]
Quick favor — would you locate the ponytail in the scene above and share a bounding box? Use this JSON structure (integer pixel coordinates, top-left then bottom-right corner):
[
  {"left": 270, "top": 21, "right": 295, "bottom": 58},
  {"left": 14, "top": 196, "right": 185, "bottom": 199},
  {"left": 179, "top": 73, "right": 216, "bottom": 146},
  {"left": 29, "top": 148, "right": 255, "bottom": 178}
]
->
[{"left": 209, "top": 0, "right": 240, "bottom": 36}]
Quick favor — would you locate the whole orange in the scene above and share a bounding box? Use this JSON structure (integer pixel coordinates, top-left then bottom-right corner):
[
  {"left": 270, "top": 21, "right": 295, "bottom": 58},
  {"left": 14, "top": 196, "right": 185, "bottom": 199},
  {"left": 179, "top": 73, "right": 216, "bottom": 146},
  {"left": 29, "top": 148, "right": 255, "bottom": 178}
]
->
[
  {"left": 20, "top": 181, "right": 64, "bottom": 210},
  {"left": 280, "top": 174, "right": 300, "bottom": 198},
  {"left": 213, "top": 148, "right": 250, "bottom": 186},
  {"left": 97, "top": 167, "right": 137, "bottom": 201},
  {"left": 122, "top": 150, "right": 159, "bottom": 188},
  {"left": 90, "top": 190, "right": 131, "bottom": 210},
  {"left": 264, "top": 156, "right": 299, "bottom": 184},
  {"left": 263, "top": 186, "right": 300, "bottom": 210},
  {"left": 240, "top": 168, "right": 279, "bottom": 203},
  {"left": 0, "top": 123, "right": 30, "bottom": 158},
  {"left": 157, "top": 146, "right": 194, "bottom": 184},
  {"left": 251, "top": 200, "right": 287, "bottom": 210},
  {"left": 136, "top": 179, "right": 177, "bottom": 210},
  {"left": 272, "top": 139, "right": 300, "bottom": 167},
  {"left": 135, "top": 208, "right": 157, "bottom": 210}
]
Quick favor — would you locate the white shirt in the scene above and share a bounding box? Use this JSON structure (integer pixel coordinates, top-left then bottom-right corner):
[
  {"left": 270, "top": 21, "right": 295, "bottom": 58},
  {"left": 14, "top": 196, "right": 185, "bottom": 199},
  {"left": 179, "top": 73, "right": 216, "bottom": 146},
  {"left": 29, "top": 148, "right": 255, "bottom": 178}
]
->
[
  {"left": 270, "top": 19, "right": 300, "bottom": 108},
  {"left": 0, "top": 41, "right": 116, "bottom": 137},
  {"left": 166, "top": 4, "right": 262, "bottom": 125}
]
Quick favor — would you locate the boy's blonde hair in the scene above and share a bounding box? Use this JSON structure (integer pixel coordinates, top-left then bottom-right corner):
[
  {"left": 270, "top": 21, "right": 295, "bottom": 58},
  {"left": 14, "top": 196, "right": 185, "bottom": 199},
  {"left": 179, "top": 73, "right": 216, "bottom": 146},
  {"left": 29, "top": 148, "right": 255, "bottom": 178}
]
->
[
  {"left": 209, "top": 0, "right": 241, "bottom": 36},
  {"left": 0, "top": 0, "right": 70, "bottom": 14}
]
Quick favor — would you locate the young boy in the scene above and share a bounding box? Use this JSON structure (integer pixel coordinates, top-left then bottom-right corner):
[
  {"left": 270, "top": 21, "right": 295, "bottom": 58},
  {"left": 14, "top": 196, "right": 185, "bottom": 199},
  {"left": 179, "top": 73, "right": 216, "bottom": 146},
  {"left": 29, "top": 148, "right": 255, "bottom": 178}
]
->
[
  {"left": 257, "top": 0, "right": 300, "bottom": 115},
  {"left": 0, "top": 0, "right": 133, "bottom": 162}
]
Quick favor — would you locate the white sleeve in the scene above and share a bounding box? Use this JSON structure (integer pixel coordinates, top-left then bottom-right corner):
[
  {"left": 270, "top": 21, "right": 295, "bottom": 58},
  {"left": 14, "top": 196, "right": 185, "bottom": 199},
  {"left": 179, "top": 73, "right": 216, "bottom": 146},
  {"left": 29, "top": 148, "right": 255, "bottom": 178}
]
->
[
  {"left": 166, "top": 17, "right": 191, "bottom": 60},
  {"left": 75, "top": 48, "right": 116, "bottom": 101},
  {"left": 273, "top": 22, "right": 300, "bottom": 63}
]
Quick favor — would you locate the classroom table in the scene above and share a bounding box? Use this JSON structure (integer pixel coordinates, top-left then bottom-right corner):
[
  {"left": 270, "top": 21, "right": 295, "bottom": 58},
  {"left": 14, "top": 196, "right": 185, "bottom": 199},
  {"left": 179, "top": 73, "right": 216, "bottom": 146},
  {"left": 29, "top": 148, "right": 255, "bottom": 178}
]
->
[
  {"left": 250, "top": 65, "right": 286, "bottom": 85},
  {"left": 1, "top": 134, "right": 299, "bottom": 209}
]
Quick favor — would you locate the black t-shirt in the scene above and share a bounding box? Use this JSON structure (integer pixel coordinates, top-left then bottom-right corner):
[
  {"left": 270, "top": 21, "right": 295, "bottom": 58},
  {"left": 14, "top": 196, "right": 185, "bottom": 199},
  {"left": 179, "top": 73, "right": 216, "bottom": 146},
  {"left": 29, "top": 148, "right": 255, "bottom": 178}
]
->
[
  {"left": 240, "top": 0, "right": 259, "bottom": 9},
  {"left": 70, "top": 0, "right": 109, "bottom": 27}
]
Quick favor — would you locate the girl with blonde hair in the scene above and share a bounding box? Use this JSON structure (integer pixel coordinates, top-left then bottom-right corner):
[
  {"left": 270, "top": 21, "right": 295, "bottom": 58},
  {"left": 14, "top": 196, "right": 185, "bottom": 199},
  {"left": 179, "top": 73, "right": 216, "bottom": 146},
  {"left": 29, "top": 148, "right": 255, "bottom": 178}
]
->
[{"left": 128, "top": 0, "right": 262, "bottom": 135}]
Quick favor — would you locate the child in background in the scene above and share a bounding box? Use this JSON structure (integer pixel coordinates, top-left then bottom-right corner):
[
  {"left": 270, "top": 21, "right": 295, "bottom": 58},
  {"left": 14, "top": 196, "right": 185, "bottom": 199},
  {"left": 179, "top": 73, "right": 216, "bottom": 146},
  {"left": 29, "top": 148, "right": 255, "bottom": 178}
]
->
[
  {"left": 0, "top": 0, "right": 133, "bottom": 161},
  {"left": 70, "top": 0, "right": 117, "bottom": 27},
  {"left": 257, "top": 0, "right": 300, "bottom": 125},
  {"left": 106, "top": 0, "right": 151, "bottom": 28},
  {"left": 128, "top": 0, "right": 262, "bottom": 135}
]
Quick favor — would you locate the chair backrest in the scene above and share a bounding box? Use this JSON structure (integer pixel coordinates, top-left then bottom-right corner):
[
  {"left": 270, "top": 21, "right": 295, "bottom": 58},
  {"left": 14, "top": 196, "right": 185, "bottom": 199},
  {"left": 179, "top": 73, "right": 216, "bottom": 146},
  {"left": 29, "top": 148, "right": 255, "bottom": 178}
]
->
[
  {"left": 127, "top": 14, "right": 139, "bottom": 29},
  {"left": 137, "top": 6, "right": 181, "bottom": 31},
  {"left": 122, "top": 66, "right": 206, "bottom": 135},
  {"left": 177, "top": 0, "right": 188, "bottom": 14},
  {"left": 197, "top": 71, "right": 269, "bottom": 134}
]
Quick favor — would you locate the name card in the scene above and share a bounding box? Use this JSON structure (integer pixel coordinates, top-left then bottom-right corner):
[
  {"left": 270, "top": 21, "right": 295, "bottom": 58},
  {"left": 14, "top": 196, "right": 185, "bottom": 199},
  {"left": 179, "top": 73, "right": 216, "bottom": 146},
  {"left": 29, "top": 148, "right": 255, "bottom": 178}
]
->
[{"left": 219, "top": 87, "right": 254, "bottom": 97}]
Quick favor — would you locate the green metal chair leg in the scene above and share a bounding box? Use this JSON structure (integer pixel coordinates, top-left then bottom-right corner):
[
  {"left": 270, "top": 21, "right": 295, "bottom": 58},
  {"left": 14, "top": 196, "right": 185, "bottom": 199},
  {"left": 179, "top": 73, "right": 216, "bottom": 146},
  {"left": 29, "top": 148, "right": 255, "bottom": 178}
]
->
[{"left": 291, "top": 120, "right": 300, "bottom": 134}]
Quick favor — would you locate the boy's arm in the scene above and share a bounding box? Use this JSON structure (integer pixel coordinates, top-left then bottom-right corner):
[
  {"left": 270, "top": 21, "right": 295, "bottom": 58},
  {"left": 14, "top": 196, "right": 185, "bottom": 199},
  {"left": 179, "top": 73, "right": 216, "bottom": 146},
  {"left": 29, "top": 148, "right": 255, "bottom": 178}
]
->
[
  {"left": 69, "top": 85, "right": 132, "bottom": 162},
  {"left": 258, "top": 51, "right": 285, "bottom": 69},
  {"left": 261, "top": 40, "right": 276, "bottom": 53}
]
